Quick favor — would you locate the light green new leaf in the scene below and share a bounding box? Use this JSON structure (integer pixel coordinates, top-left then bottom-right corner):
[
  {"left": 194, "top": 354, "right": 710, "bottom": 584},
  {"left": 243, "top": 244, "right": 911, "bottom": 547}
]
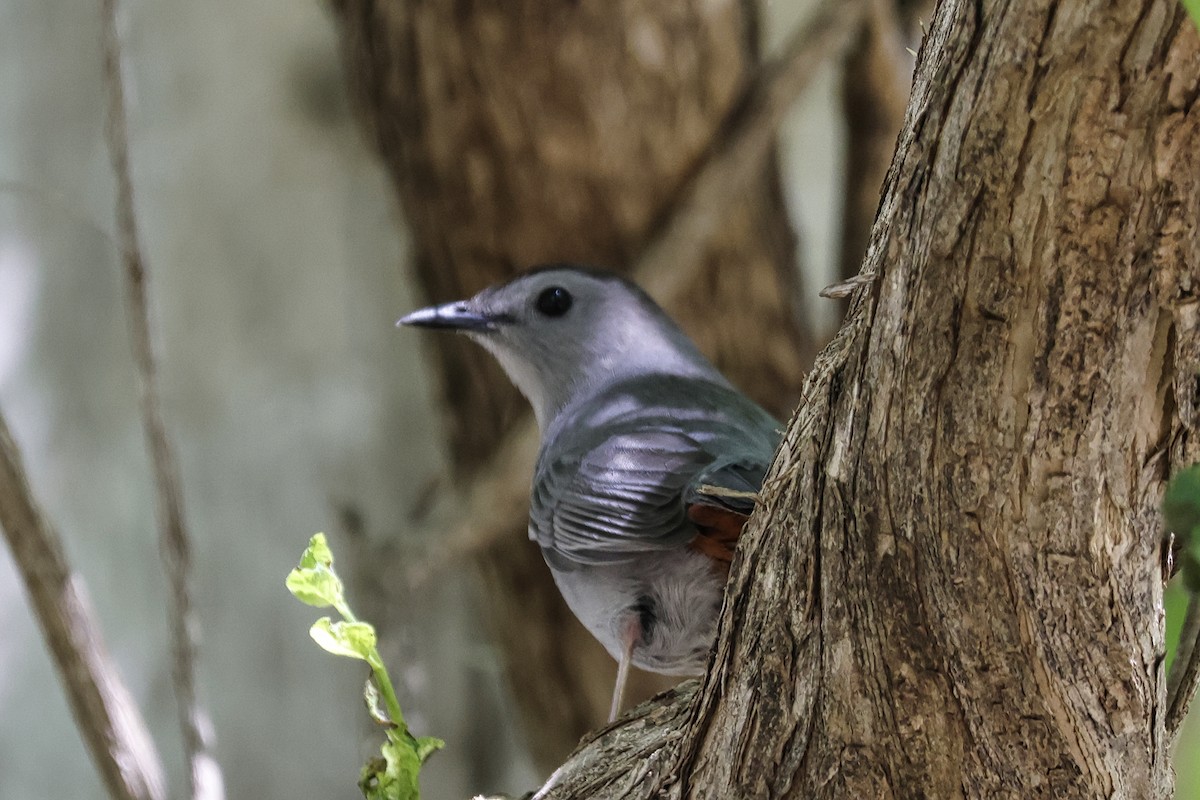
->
[
  {"left": 310, "top": 617, "right": 377, "bottom": 661},
  {"left": 299, "top": 532, "right": 335, "bottom": 570},
  {"left": 286, "top": 533, "right": 346, "bottom": 608},
  {"left": 357, "top": 757, "right": 387, "bottom": 800},
  {"left": 286, "top": 566, "right": 344, "bottom": 609},
  {"left": 359, "top": 729, "right": 422, "bottom": 800},
  {"left": 382, "top": 729, "right": 423, "bottom": 800},
  {"left": 290, "top": 532, "right": 440, "bottom": 798},
  {"left": 414, "top": 736, "right": 444, "bottom": 765}
]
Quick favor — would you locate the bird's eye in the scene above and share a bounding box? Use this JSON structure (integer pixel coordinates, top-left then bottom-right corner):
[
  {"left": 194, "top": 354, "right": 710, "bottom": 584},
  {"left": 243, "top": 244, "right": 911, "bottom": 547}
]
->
[{"left": 535, "top": 286, "right": 573, "bottom": 317}]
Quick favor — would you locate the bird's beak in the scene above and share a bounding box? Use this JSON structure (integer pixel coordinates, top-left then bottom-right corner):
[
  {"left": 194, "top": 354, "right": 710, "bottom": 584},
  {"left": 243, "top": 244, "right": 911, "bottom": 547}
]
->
[{"left": 396, "top": 301, "right": 499, "bottom": 332}]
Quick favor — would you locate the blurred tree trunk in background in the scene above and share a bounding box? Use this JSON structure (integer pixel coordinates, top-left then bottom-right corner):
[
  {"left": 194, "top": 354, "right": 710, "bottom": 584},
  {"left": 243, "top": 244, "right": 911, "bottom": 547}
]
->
[
  {"left": 838, "top": 0, "right": 909, "bottom": 281},
  {"left": 329, "top": 0, "right": 815, "bottom": 769}
]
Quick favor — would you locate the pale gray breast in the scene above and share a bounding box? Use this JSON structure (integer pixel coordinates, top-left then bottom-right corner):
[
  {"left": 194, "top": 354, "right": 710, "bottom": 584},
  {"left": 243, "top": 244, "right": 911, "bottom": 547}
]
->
[{"left": 545, "top": 546, "right": 728, "bottom": 674}]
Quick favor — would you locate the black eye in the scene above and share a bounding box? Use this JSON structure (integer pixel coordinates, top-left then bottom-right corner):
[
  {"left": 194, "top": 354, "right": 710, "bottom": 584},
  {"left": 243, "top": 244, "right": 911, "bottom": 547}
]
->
[{"left": 535, "top": 286, "right": 573, "bottom": 317}]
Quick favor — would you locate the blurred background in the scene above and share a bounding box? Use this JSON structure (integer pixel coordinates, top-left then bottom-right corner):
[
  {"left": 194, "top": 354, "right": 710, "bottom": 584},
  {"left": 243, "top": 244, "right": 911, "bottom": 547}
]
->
[{"left": 0, "top": 0, "right": 1195, "bottom": 797}]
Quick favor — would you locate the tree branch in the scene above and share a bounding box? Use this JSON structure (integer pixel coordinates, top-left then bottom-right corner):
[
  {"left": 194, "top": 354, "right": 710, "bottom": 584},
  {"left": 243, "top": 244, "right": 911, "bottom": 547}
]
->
[
  {"left": 1168, "top": 592, "right": 1200, "bottom": 737},
  {"left": 837, "top": 0, "right": 910, "bottom": 283},
  {"left": 100, "top": 3, "right": 222, "bottom": 797},
  {"left": 0, "top": 411, "right": 167, "bottom": 800},
  {"left": 634, "top": 0, "right": 868, "bottom": 300},
  {"left": 405, "top": 0, "right": 868, "bottom": 589}
]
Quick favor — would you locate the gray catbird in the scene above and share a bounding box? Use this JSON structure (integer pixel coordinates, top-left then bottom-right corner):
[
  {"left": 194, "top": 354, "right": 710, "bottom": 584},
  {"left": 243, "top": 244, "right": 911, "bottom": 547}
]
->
[{"left": 399, "top": 266, "right": 780, "bottom": 720}]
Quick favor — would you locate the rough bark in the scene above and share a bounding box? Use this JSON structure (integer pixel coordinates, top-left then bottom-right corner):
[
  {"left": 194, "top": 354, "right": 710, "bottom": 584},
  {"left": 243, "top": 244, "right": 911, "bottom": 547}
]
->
[
  {"left": 522, "top": 0, "right": 1200, "bottom": 796},
  {"left": 330, "top": 0, "right": 815, "bottom": 768}
]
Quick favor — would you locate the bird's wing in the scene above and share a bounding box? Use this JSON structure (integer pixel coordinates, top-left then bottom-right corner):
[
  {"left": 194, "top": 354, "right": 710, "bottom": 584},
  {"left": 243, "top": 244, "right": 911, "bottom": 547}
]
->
[
  {"left": 683, "top": 456, "right": 770, "bottom": 565},
  {"left": 531, "top": 428, "right": 703, "bottom": 568},
  {"left": 531, "top": 426, "right": 771, "bottom": 569}
]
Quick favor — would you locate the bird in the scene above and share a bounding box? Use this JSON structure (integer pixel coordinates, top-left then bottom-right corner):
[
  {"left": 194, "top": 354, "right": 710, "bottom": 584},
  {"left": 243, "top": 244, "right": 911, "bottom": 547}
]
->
[{"left": 398, "top": 265, "right": 780, "bottom": 721}]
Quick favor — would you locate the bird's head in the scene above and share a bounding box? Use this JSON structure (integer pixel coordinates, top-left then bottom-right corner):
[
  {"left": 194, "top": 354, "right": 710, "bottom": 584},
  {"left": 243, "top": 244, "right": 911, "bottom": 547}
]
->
[{"left": 398, "top": 265, "right": 721, "bottom": 428}]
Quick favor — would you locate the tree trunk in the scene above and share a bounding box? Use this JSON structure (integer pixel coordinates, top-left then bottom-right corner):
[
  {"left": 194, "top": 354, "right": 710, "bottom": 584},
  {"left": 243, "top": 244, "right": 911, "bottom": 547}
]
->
[
  {"left": 505, "top": 0, "right": 1200, "bottom": 796},
  {"left": 329, "top": 0, "right": 814, "bottom": 768}
]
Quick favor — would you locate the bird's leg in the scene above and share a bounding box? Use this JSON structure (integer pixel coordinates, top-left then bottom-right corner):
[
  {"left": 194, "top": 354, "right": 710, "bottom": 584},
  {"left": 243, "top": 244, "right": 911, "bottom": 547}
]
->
[{"left": 609, "top": 616, "right": 640, "bottom": 722}]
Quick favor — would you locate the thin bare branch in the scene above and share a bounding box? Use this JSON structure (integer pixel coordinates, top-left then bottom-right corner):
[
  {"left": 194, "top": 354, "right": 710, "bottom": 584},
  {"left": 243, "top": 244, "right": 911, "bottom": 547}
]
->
[
  {"left": 100, "top": 2, "right": 223, "bottom": 797},
  {"left": 635, "top": 0, "right": 869, "bottom": 301},
  {"left": 837, "top": 0, "right": 911, "bottom": 284},
  {"left": 0, "top": 411, "right": 167, "bottom": 800},
  {"left": 403, "top": 0, "right": 868, "bottom": 589}
]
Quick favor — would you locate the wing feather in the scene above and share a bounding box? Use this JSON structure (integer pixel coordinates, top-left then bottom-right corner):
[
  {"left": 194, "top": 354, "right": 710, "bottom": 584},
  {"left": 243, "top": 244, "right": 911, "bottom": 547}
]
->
[{"left": 529, "top": 376, "right": 779, "bottom": 569}]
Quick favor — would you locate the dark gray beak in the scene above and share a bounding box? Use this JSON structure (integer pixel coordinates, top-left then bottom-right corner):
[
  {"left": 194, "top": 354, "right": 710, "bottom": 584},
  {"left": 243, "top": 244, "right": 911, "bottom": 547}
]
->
[{"left": 396, "top": 301, "right": 498, "bottom": 332}]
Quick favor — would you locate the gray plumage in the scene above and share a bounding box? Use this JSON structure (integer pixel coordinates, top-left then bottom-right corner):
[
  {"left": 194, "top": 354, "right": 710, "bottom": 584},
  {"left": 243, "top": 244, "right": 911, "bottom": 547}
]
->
[{"left": 399, "top": 266, "right": 780, "bottom": 718}]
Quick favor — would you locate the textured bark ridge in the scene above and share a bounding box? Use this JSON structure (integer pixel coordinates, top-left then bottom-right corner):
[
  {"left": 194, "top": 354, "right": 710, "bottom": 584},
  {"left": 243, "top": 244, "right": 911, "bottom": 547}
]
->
[
  {"left": 330, "top": 0, "right": 812, "bottom": 768},
  {"left": 528, "top": 0, "right": 1200, "bottom": 797}
]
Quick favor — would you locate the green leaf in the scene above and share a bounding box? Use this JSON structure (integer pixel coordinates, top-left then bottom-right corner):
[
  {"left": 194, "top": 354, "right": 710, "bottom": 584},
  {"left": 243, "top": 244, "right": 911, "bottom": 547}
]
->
[
  {"left": 1167, "top": 579, "right": 1190, "bottom": 675},
  {"left": 289, "top": 532, "right": 440, "bottom": 798},
  {"left": 358, "top": 730, "right": 422, "bottom": 800},
  {"left": 285, "top": 565, "right": 344, "bottom": 609},
  {"left": 299, "top": 532, "right": 335, "bottom": 570},
  {"left": 1183, "top": 0, "right": 1200, "bottom": 32},
  {"left": 1164, "top": 464, "right": 1200, "bottom": 540},
  {"left": 357, "top": 757, "right": 384, "bottom": 799},
  {"left": 286, "top": 533, "right": 346, "bottom": 608},
  {"left": 382, "top": 729, "right": 423, "bottom": 799},
  {"left": 309, "top": 618, "right": 377, "bottom": 661},
  {"left": 414, "top": 736, "right": 444, "bottom": 765},
  {"left": 1165, "top": 466, "right": 1200, "bottom": 595},
  {"left": 1183, "top": 553, "right": 1200, "bottom": 594},
  {"left": 1189, "top": 530, "right": 1200, "bottom": 565}
]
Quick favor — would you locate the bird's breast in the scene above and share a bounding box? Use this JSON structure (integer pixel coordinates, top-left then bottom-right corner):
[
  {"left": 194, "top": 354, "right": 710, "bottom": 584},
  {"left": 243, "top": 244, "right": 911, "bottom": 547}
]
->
[{"left": 544, "top": 547, "right": 725, "bottom": 675}]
